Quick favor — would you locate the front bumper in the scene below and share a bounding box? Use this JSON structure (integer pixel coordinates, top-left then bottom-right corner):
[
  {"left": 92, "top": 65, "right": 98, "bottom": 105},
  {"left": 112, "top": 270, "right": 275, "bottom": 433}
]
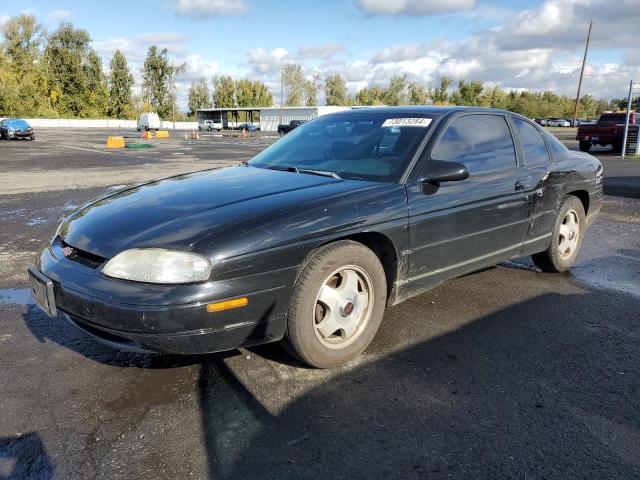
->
[
  {"left": 32, "top": 240, "right": 293, "bottom": 354},
  {"left": 7, "top": 130, "right": 33, "bottom": 138}
]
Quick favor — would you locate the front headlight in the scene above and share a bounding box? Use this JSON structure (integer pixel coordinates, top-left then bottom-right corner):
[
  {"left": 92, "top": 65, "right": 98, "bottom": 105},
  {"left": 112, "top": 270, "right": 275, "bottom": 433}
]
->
[{"left": 103, "top": 249, "right": 212, "bottom": 284}]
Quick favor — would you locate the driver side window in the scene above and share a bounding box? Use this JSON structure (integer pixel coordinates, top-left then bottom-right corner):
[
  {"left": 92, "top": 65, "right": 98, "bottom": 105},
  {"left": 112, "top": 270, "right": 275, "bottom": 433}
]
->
[{"left": 431, "top": 114, "right": 517, "bottom": 174}]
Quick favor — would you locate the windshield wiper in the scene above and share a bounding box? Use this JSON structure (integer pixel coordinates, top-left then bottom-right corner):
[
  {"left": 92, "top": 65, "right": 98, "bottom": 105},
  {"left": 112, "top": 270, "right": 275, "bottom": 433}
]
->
[
  {"left": 263, "top": 164, "right": 341, "bottom": 179},
  {"left": 297, "top": 168, "right": 342, "bottom": 179}
]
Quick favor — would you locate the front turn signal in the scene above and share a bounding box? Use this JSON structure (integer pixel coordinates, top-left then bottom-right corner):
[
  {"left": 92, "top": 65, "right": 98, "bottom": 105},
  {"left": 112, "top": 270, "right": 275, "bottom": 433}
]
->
[{"left": 206, "top": 297, "right": 248, "bottom": 313}]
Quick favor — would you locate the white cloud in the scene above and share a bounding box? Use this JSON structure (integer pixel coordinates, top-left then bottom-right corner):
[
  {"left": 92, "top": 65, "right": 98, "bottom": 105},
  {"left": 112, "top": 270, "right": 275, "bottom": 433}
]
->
[
  {"left": 92, "top": 32, "right": 191, "bottom": 64},
  {"left": 297, "top": 43, "right": 344, "bottom": 60},
  {"left": 342, "top": 0, "right": 640, "bottom": 99},
  {"left": 178, "top": 54, "right": 219, "bottom": 82},
  {"left": 173, "top": 0, "right": 247, "bottom": 18},
  {"left": 46, "top": 10, "right": 71, "bottom": 23},
  {"left": 356, "top": 0, "right": 475, "bottom": 16},
  {"left": 0, "top": 15, "right": 10, "bottom": 29}
]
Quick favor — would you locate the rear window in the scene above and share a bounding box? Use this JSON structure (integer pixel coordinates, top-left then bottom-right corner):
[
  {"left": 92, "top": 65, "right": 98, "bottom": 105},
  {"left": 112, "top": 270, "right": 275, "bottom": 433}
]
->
[{"left": 597, "top": 114, "right": 626, "bottom": 125}]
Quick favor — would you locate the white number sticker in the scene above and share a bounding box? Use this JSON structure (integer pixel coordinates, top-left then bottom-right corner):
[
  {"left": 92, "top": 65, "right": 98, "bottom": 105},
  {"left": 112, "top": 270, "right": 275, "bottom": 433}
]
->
[{"left": 382, "top": 118, "right": 432, "bottom": 127}]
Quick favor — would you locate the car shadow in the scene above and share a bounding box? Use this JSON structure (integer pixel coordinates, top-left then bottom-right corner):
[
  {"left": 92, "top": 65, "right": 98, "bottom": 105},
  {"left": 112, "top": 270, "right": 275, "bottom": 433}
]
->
[
  {"left": 20, "top": 304, "right": 234, "bottom": 369},
  {"left": 0, "top": 432, "right": 54, "bottom": 480},
  {"left": 17, "top": 286, "right": 640, "bottom": 479},
  {"left": 198, "top": 290, "right": 640, "bottom": 479}
]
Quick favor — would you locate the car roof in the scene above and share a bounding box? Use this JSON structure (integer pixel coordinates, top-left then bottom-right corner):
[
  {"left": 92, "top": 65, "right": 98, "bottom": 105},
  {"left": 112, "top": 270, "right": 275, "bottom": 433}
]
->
[{"left": 329, "top": 105, "right": 518, "bottom": 118}]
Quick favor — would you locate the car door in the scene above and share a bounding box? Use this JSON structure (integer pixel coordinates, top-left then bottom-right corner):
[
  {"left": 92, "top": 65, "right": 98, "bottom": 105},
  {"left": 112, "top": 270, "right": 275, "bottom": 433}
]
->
[
  {"left": 510, "top": 117, "right": 561, "bottom": 255},
  {"left": 405, "top": 112, "right": 531, "bottom": 292}
]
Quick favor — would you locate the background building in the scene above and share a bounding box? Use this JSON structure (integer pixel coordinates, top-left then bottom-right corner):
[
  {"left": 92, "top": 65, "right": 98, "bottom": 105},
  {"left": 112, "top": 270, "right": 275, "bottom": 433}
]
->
[{"left": 196, "top": 106, "right": 352, "bottom": 132}]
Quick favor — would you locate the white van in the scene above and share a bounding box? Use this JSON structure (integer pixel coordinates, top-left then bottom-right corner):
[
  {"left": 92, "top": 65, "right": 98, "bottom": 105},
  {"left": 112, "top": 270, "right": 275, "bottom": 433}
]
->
[{"left": 137, "top": 113, "right": 161, "bottom": 131}]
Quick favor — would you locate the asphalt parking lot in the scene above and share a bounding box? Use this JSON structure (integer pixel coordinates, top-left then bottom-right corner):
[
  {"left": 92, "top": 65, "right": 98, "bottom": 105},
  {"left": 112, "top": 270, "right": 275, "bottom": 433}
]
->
[{"left": 1, "top": 128, "right": 639, "bottom": 479}]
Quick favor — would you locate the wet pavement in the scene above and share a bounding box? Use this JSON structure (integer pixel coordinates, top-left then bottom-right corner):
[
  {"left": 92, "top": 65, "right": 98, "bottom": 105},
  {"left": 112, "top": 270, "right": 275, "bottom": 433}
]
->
[{"left": 0, "top": 129, "right": 639, "bottom": 479}]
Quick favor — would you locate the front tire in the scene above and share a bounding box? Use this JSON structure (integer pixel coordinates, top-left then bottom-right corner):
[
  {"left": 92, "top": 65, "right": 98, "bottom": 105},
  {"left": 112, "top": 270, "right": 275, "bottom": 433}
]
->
[
  {"left": 579, "top": 140, "right": 591, "bottom": 152},
  {"left": 284, "top": 240, "right": 387, "bottom": 368},
  {"left": 532, "top": 195, "right": 585, "bottom": 272}
]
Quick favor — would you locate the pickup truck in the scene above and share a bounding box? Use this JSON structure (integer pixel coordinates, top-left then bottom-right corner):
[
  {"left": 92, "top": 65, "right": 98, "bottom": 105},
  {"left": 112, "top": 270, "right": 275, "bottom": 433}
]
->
[
  {"left": 277, "top": 119, "right": 305, "bottom": 136},
  {"left": 577, "top": 112, "right": 639, "bottom": 152},
  {"left": 198, "top": 119, "right": 222, "bottom": 132}
]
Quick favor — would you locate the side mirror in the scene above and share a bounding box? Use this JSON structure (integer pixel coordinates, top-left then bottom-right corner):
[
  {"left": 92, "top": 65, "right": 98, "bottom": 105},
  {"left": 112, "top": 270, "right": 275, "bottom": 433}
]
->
[{"left": 420, "top": 160, "right": 469, "bottom": 194}]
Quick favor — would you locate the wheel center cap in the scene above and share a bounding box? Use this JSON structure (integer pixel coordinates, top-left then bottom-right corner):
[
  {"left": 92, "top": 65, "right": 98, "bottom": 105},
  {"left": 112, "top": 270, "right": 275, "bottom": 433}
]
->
[{"left": 341, "top": 300, "right": 356, "bottom": 317}]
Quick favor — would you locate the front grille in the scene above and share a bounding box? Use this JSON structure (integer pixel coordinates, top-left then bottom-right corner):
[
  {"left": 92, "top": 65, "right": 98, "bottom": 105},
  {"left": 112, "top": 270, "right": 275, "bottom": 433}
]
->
[{"left": 57, "top": 237, "right": 107, "bottom": 269}]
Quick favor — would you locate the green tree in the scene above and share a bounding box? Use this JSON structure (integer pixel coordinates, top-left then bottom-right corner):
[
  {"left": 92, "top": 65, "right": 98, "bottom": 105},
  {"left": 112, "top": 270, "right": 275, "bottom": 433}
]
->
[
  {"left": 0, "top": 49, "right": 20, "bottom": 115},
  {"left": 44, "top": 22, "right": 96, "bottom": 117},
  {"left": 479, "top": 85, "right": 507, "bottom": 109},
  {"left": 354, "top": 86, "right": 384, "bottom": 106},
  {"left": 142, "top": 45, "right": 175, "bottom": 117},
  {"left": 382, "top": 75, "right": 408, "bottom": 105},
  {"left": 236, "top": 79, "right": 272, "bottom": 107},
  {"left": 187, "top": 79, "right": 211, "bottom": 116},
  {"left": 84, "top": 50, "right": 108, "bottom": 116},
  {"left": 325, "top": 73, "right": 350, "bottom": 105},
  {"left": 432, "top": 76, "right": 451, "bottom": 104},
  {"left": 303, "top": 74, "right": 320, "bottom": 106},
  {"left": 450, "top": 79, "right": 484, "bottom": 106},
  {"left": 107, "top": 49, "right": 134, "bottom": 118},
  {"left": 408, "top": 81, "right": 429, "bottom": 105},
  {"left": 282, "top": 63, "right": 306, "bottom": 106},
  {"left": 1, "top": 14, "right": 48, "bottom": 116},
  {"left": 212, "top": 74, "right": 236, "bottom": 107},
  {"left": 578, "top": 94, "right": 596, "bottom": 118},
  {"left": 595, "top": 98, "right": 609, "bottom": 116}
]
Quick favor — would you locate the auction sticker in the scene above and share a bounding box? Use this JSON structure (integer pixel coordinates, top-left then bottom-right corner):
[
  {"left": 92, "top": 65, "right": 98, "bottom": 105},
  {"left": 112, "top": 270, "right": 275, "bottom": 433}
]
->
[{"left": 382, "top": 118, "right": 432, "bottom": 127}]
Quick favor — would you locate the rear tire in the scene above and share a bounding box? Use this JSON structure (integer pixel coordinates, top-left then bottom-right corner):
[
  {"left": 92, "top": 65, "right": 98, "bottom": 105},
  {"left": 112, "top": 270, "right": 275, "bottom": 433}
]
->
[
  {"left": 532, "top": 195, "right": 585, "bottom": 272},
  {"left": 579, "top": 140, "right": 591, "bottom": 152},
  {"left": 283, "top": 240, "right": 387, "bottom": 368}
]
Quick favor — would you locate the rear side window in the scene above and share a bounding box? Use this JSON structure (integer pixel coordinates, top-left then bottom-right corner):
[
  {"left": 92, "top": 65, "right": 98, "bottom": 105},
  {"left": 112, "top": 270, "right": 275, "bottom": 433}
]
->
[
  {"left": 513, "top": 118, "right": 550, "bottom": 166},
  {"left": 544, "top": 132, "right": 567, "bottom": 161},
  {"left": 431, "top": 114, "right": 516, "bottom": 173},
  {"left": 597, "top": 114, "right": 626, "bottom": 125}
]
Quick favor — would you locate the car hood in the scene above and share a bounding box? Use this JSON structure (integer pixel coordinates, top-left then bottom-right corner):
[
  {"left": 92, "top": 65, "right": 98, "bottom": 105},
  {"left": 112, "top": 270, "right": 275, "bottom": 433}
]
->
[{"left": 59, "top": 166, "right": 359, "bottom": 259}]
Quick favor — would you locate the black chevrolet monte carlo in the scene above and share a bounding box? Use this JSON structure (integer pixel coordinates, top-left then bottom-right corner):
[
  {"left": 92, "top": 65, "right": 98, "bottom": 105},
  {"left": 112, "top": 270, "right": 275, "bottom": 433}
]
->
[{"left": 28, "top": 107, "right": 603, "bottom": 368}]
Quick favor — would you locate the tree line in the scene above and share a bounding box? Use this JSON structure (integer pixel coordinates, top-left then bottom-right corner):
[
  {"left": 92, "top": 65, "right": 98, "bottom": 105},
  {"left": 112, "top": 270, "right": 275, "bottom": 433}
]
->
[{"left": 0, "top": 13, "right": 631, "bottom": 121}]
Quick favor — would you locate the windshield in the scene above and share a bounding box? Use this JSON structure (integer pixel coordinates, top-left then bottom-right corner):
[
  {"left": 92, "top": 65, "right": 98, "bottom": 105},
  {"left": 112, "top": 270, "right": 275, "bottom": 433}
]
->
[
  {"left": 6, "top": 119, "right": 30, "bottom": 129},
  {"left": 249, "top": 112, "right": 435, "bottom": 182},
  {"left": 597, "top": 114, "right": 626, "bottom": 125}
]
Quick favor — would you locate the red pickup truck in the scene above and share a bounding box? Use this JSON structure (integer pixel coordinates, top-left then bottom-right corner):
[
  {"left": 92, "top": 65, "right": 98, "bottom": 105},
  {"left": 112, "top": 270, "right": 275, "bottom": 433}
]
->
[{"left": 576, "top": 112, "right": 639, "bottom": 152}]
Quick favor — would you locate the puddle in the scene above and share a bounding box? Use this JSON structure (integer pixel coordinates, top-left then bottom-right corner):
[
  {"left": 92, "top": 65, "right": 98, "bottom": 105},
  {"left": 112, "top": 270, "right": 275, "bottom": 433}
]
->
[
  {"left": 27, "top": 217, "right": 47, "bottom": 226},
  {"left": 0, "top": 288, "right": 33, "bottom": 306}
]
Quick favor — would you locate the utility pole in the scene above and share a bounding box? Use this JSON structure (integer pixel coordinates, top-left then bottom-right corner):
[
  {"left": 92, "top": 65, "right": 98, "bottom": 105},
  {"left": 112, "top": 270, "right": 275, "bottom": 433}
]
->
[
  {"left": 280, "top": 65, "right": 284, "bottom": 126},
  {"left": 572, "top": 20, "right": 593, "bottom": 127},
  {"left": 621, "top": 80, "right": 634, "bottom": 159}
]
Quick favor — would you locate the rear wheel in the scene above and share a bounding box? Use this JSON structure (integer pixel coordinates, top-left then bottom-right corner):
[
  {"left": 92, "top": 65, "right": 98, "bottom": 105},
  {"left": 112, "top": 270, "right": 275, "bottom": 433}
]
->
[
  {"left": 532, "top": 195, "right": 585, "bottom": 272},
  {"left": 579, "top": 140, "right": 591, "bottom": 152},
  {"left": 284, "top": 240, "right": 387, "bottom": 368}
]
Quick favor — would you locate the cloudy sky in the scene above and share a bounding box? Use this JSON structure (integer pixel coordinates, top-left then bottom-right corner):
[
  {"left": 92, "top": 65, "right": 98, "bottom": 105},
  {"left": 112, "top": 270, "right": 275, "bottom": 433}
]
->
[{"left": 2, "top": 0, "right": 639, "bottom": 109}]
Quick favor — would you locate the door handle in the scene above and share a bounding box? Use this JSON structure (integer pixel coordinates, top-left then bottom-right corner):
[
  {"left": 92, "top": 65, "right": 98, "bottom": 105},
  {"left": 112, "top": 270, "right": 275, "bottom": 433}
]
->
[{"left": 515, "top": 180, "right": 531, "bottom": 191}]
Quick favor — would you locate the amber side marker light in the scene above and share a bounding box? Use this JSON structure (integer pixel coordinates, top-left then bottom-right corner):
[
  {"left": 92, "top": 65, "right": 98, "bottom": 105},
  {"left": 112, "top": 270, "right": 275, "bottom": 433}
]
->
[{"left": 206, "top": 297, "right": 248, "bottom": 313}]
